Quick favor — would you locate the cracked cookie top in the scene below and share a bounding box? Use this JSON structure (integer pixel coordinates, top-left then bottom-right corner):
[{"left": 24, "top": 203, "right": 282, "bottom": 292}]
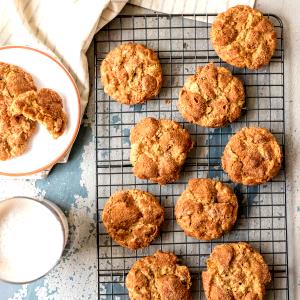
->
[
  {"left": 178, "top": 63, "right": 245, "bottom": 127},
  {"left": 126, "top": 251, "right": 191, "bottom": 300},
  {"left": 175, "top": 178, "right": 238, "bottom": 240},
  {"left": 102, "top": 189, "right": 164, "bottom": 249},
  {"left": 100, "top": 43, "right": 163, "bottom": 105},
  {"left": 222, "top": 127, "right": 282, "bottom": 185},
  {"left": 211, "top": 5, "right": 277, "bottom": 69},
  {"left": 130, "top": 117, "right": 193, "bottom": 185},
  {"left": 202, "top": 242, "right": 271, "bottom": 300}
]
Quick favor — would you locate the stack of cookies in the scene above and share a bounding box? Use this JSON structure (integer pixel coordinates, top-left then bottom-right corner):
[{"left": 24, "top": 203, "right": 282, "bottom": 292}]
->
[{"left": 100, "top": 5, "right": 279, "bottom": 300}]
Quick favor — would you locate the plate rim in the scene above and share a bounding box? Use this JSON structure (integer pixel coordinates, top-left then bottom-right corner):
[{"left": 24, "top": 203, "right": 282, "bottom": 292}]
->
[{"left": 0, "top": 45, "right": 81, "bottom": 177}]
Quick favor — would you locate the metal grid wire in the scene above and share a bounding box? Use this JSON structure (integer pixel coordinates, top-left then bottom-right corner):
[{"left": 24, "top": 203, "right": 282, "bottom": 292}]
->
[{"left": 95, "top": 13, "right": 288, "bottom": 299}]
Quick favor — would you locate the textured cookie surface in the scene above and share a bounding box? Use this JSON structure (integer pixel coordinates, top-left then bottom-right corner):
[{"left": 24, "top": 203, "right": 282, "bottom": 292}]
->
[
  {"left": 101, "top": 43, "right": 163, "bottom": 105},
  {"left": 0, "top": 92, "right": 36, "bottom": 161},
  {"left": 102, "top": 189, "right": 164, "bottom": 249},
  {"left": 175, "top": 178, "right": 238, "bottom": 240},
  {"left": 178, "top": 63, "right": 245, "bottom": 127},
  {"left": 130, "top": 117, "right": 193, "bottom": 185},
  {"left": 202, "top": 243, "right": 271, "bottom": 300},
  {"left": 126, "top": 251, "right": 191, "bottom": 300},
  {"left": 222, "top": 127, "right": 282, "bottom": 185},
  {"left": 0, "top": 62, "right": 37, "bottom": 102},
  {"left": 11, "top": 88, "right": 67, "bottom": 139},
  {"left": 211, "top": 5, "right": 277, "bottom": 69},
  {"left": 0, "top": 62, "right": 37, "bottom": 160}
]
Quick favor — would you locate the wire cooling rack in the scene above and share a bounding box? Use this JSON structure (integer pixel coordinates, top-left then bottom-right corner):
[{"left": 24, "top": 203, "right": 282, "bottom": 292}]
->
[{"left": 95, "top": 13, "right": 288, "bottom": 299}]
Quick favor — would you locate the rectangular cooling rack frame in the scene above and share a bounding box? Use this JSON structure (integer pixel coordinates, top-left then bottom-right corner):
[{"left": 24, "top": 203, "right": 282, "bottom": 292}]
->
[{"left": 95, "top": 13, "right": 288, "bottom": 299}]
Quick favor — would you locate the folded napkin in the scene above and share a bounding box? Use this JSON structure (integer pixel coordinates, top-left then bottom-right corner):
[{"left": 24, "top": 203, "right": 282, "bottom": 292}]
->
[{"left": 0, "top": 0, "right": 254, "bottom": 178}]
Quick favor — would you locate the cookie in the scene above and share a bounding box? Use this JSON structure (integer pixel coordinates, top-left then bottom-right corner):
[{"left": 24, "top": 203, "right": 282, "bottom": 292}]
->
[
  {"left": 10, "top": 88, "right": 67, "bottom": 139},
  {"left": 222, "top": 127, "right": 282, "bottom": 185},
  {"left": 0, "top": 92, "right": 36, "bottom": 161},
  {"left": 130, "top": 117, "right": 193, "bottom": 185},
  {"left": 126, "top": 251, "right": 191, "bottom": 300},
  {"left": 178, "top": 63, "right": 245, "bottom": 127},
  {"left": 0, "top": 62, "right": 37, "bottom": 102},
  {"left": 100, "top": 43, "right": 163, "bottom": 105},
  {"left": 175, "top": 178, "right": 238, "bottom": 240},
  {"left": 211, "top": 5, "right": 277, "bottom": 69},
  {"left": 0, "top": 63, "right": 37, "bottom": 160},
  {"left": 202, "top": 242, "right": 271, "bottom": 300},
  {"left": 102, "top": 189, "right": 164, "bottom": 249},
  {"left": 0, "top": 95, "right": 36, "bottom": 161}
]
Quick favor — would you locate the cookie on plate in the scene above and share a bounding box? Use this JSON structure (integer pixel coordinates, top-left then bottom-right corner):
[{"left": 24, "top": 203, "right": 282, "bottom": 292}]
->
[
  {"left": 0, "top": 92, "right": 36, "bottom": 161},
  {"left": 102, "top": 189, "right": 164, "bottom": 249},
  {"left": 101, "top": 43, "right": 163, "bottom": 105},
  {"left": 0, "top": 62, "right": 37, "bottom": 103},
  {"left": 202, "top": 242, "right": 271, "bottom": 300},
  {"left": 0, "top": 62, "right": 37, "bottom": 160},
  {"left": 178, "top": 63, "right": 245, "bottom": 127},
  {"left": 126, "top": 251, "right": 191, "bottom": 300},
  {"left": 175, "top": 178, "right": 238, "bottom": 240},
  {"left": 222, "top": 127, "right": 282, "bottom": 185},
  {"left": 10, "top": 88, "right": 67, "bottom": 139},
  {"left": 130, "top": 117, "right": 193, "bottom": 185},
  {"left": 211, "top": 5, "right": 277, "bottom": 69}
]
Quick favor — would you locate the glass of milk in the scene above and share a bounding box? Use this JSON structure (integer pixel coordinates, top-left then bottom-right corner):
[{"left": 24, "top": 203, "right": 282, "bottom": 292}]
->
[{"left": 0, "top": 197, "right": 68, "bottom": 283}]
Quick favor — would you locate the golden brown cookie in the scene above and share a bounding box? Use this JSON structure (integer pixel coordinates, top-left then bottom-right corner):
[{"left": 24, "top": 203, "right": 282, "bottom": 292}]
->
[
  {"left": 102, "top": 189, "right": 164, "bottom": 249},
  {"left": 10, "top": 88, "right": 67, "bottom": 139},
  {"left": 175, "top": 178, "right": 238, "bottom": 240},
  {"left": 202, "top": 242, "right": 271, "bottom": 300},
  {"left": 178, "top": 63, "right": 245, "bottom": 127},
  {"left": 222, "top": 127, "right": 282, "bottom": 185},
  {"left": 0, "top": 63, "right": 37, "bottom": 160},
  {"left": 0, "top": 92, "right": 36, "bottom": 161},
  {"left": 130, "top": 117, "right": 193, "bottom": 185},
  {"left": 126, "top": 251, "right": 191, "bottom": 300},
  {"left": 0, "top": 62, "right": 37, "bottom": 102},
  {"left": 211, "top": 5, "right": 277, "bottom": 69},
  {"left": 100, "top": 43, "right": 163, "bottom": 105}
]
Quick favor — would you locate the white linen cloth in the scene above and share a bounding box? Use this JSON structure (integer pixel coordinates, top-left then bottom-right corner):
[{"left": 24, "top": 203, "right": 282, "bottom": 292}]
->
[{"left": 0, "top": 0, "right": 255, "bottom": 178}]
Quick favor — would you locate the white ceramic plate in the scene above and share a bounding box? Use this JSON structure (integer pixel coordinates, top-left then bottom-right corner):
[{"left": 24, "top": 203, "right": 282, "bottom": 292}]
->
[{"left": 0, "top": 46, "right": 81, "bottom": 176}]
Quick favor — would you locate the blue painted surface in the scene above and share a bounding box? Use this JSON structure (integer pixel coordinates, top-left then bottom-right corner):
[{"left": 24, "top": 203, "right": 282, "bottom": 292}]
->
[
  {"left": 0, "top": 284, "right": 25, "bottom": 300},
  {"left": 122, "top": 128, "right": 130, "bottom": 145},
  {"left": 0, "top": 125, "right": 93, "bottom": 300},
  {"left": 133, "top": 104, "right": 143, "bottom": 112},
  {"left": 35, "top": 125, "right": 91, "bottom": 212}
]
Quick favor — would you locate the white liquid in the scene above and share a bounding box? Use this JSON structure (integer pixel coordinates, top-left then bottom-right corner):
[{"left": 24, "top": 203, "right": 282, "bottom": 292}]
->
[{"left": 0, "top": 198, "right": 65, "bottom": 283}]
